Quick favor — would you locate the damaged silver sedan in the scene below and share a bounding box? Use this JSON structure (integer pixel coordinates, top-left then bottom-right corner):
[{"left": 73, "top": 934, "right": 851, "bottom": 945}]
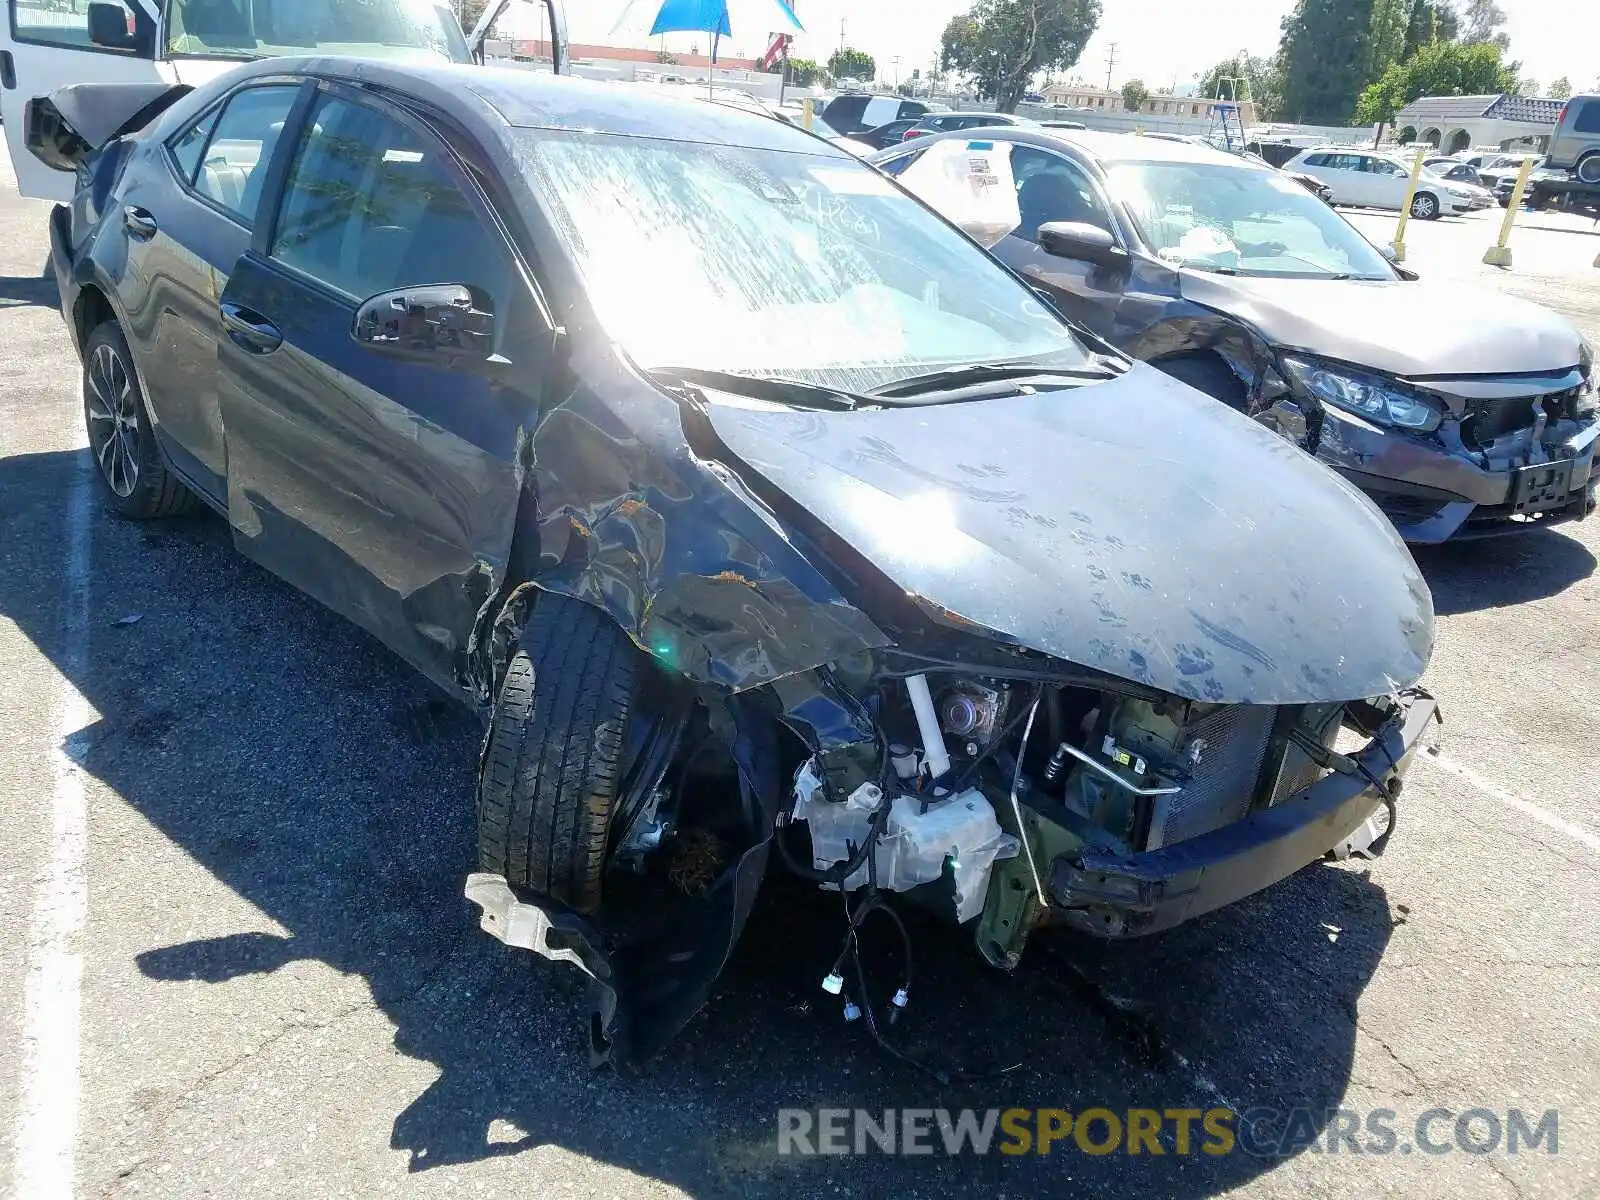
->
[{"left": 37, "top": 59, "right": 1436, "bottom": 1069}]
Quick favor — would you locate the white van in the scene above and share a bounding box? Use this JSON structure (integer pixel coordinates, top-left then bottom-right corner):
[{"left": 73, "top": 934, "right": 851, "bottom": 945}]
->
[{"left": 1, "top": 0, "right": 563, "bottom": 200}]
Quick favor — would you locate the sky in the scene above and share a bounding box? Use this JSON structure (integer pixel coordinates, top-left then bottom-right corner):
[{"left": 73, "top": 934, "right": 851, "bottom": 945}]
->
[{"left": 547, "top": 0, "right": 1600, "bottom": 98}]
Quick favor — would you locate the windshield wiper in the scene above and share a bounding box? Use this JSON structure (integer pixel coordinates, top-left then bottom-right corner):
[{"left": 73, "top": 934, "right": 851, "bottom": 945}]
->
[
  {"left": 648, "top": 367, "right": 860, "bottom": 411},
  {"left": 869, "top": 361, "right": 1116, "bottom": 400}
]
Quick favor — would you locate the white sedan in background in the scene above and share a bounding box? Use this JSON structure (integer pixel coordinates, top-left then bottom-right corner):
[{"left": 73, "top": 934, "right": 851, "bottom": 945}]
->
[{"left": 1283, "top": 147, "right": 1494, "bottom": 218}]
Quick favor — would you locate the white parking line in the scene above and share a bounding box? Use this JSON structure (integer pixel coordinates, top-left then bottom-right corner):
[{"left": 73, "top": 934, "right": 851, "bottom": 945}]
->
[
  {"left": 1422, "top": 749, "right": 1600, "bottom": 857},
  {"left": 12, "top": 443, "right": 92, "bottom": 1200}
]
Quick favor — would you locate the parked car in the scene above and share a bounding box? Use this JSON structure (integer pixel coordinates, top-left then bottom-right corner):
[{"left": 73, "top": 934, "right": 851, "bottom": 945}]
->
[
  {"left": 1283, "top": 147, "right": 1492, "bottom": 217},
  {"left": 872, "top": 128, "right": 1599, "bottom": 543},
  {"left": 1424, "top": 156, "right": 1486, "bottom": 187},
  {"left": 35, "top": 61, "right": 1437, "bottom": 1067},
  {"left": 1473, "top": 152, "right": 1544, "bottom": 195},
  {"left": 902, "top": 111, "right": 1031, "bottom": 140},
  {"left": 1547, "top": 94, "right": 1600, "bottom": 183},
  {"left": 819, "top": 92, "right": 930, "bottom": 135},
  {"left": 855, "top": 117, "right": 922, "bottom": 149}
]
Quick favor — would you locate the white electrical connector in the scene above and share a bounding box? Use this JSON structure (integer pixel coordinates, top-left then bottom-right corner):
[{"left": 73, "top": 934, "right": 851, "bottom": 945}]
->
[
  {"left": 842, "top": 1000, "right": 862, "bottom": 1022},
  {"left": 891, "top": 987, "right": 910, "bottom": 1009},
  {"left": 905, "top": 673, "right": 952, "bottom": 780},
  {"left": 821, "top": 972, "right": 844, "bottom": 995}
]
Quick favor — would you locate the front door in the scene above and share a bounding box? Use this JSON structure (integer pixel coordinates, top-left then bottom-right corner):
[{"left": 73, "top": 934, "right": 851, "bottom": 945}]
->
[
  {"left": 2, "top": 0, "right": 162, "bottom": 200},
  {"left": 993, "top": 143, "right": 1129, "bottom": 339},
  {"left": 214, "top": 84, "right": 553, "bottom": 693}
]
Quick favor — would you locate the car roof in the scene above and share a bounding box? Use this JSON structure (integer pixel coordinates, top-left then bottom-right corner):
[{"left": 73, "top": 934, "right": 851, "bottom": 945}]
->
[
  {"left": 925, "top": 111, "right": 1019, "bottom": 120},
  {"left": 871, "top": 124, "right": 1268, "bottom": 169},
  {"left": 215, "top": 57, "right": 848, "bottom": 157}
]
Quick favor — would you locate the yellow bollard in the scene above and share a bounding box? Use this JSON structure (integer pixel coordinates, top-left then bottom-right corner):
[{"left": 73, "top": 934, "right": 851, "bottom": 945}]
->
[
  {"left": 802, "top": 97, "right": 813, "bottom": 131},
  {"left": 1483, "top": 157, "right": 1536, "bottom": 267},
  {"left": 1390, "top": 146, "right": 1427, "bottom": 263}
]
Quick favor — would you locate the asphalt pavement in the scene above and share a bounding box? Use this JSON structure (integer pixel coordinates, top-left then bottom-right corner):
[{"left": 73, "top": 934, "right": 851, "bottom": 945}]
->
[{"left": 2, "top": 166, "right": 1598, "bottom": 1200}]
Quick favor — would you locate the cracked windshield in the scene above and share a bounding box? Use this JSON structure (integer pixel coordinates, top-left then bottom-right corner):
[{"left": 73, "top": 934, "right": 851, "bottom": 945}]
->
[{"left": 516, "top": 130, "right": 1090, "bottom": 395}]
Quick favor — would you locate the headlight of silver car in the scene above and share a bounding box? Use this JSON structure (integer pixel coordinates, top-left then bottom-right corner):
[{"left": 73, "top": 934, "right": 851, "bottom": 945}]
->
[{"left": 1280, "top": 355, "right": 1443, "bottom": 432}]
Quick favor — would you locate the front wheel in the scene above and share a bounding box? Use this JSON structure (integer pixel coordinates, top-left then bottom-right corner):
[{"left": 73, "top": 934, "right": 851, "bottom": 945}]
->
[
  {"left": 1409, "top": 191, "right": 1440, "bottom": 220},
  {"left": 82, "top": 322, "right": 198, "bottom": 519},
  {"left": 476, "top": 594, "right": 644, "bottom": 914}
]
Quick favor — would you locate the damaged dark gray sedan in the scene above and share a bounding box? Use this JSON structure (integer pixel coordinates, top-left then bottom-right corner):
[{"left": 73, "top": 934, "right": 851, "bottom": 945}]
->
[{"left": 37, "top": 60, "right": 1436, "bottom": 1068}]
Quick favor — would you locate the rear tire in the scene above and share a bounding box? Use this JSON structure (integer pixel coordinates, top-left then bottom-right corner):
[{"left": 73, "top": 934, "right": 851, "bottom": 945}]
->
[
  {"left": 477, "top": 594, "right": 641, "bottom": 915},
  {"left": 1577, "top": 154, "right": 1600, "bottom": 185},
  {"left": 1410, "top": 191, "right": 1440, "bottom": 220},
  {"left": 82, "top": 322, "right": 198, "bottom": 519}
]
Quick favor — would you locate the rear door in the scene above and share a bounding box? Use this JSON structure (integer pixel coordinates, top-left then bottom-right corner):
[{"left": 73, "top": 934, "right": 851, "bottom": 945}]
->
[
  {"left": 118, "top": 79, "right": 305, "bottom": 502},
  {"left": 2, "top": 0, "right": 162, "bottom": 200},
  {"left": 214, "top": 82, "right": 554, "bottom": 692},
  {"left": 1360, "top": 155, "right": 1407, "bottom": 208}
]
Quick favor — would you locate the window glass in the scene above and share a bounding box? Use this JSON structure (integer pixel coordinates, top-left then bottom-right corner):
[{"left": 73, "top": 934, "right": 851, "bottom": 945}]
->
[
  {"left": 876, "top": 148, "right": 925, "bottom": 177},
  {"left": 170, "top": 107, "right": 222, "bottom": 187},
  {"left": 9, "top": 0, "right": 138, "bottom": 49},
  {"left": 1574, "top": 102, "right": 1600, "bottom": 135},
  {"left": 1363, "top": 158, "right": 1402, "bottom": 175},
  {"left": 192, "top": 85, "right": 301, "bottom": 224},
  {"left": 1107, "top": 160, "right": 1394, "bottom": 280},
  {"left": 1302, "top": 153, "right": 1328, "bottom": 167},
  {"left": 272, "top": 96, "right": 504, "bottom": 304},
  {"left": 1009, "top": 145, "right": 1114, "bottom": 239},
  {"left": 165, "top": 0, "right": 467, "bottom": 63},
  {"left": 514, "top": 129, "right": 1090, "bottom": 396}
]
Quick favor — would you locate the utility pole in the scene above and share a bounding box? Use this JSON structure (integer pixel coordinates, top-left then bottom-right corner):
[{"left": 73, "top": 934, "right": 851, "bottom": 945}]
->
[{"left": 1103, "top": 42, "right": 1118, "bottom": 93}]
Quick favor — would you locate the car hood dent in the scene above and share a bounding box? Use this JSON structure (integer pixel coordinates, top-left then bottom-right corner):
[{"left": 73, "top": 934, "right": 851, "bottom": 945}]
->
[
  {"left": 1179, "top": 274, "right": 1583, "bottom": 377},
  {"left": 708, "top": 365, "right": 1434, "bottom": 704}
]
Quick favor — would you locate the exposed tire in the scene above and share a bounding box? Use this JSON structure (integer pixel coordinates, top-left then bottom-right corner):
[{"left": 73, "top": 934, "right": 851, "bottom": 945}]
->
[
  {"left": 82, "top": 321, "right": 198, "bottom": 519},
  {"left": 1409, "top": 191, "right": 1440, "bottom": 220},
  {"left": 477, "top": 593, "right": 641, "bottom": 915},
  {"left": 1577, "top": 154, "right": 1600, "bottom": 185},
  {"left": 1155, "top": 353, "right": 1248, "bottom": 411}
]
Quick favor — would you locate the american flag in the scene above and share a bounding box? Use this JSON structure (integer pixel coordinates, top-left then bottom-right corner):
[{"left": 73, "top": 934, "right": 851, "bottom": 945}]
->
[{"left": 760, "top": 32, "right": 793, "bottom": 71}]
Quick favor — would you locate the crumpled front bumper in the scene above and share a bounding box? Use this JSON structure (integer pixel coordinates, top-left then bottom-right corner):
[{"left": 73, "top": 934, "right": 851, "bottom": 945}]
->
[
  {"left": 1048, "top": 690, "right": 1437, "bottom": 937},
  {"left": 1316, "top": 405, "right": 1600, "bottom": 543}
]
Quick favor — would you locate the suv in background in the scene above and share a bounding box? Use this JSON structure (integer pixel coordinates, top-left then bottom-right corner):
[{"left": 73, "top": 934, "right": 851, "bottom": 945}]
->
[
  {"left": 1547, "top": 95, "right": 1600, "bottom": 183},
  {"left": 1284, "top": 147, "right": 1490, "bottom": 218},
  {"left": 820, "top": 93, "right": 932, "bottom": 136}
]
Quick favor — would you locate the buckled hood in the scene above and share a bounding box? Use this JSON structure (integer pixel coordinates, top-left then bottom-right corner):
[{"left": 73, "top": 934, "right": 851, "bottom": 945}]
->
[{"left": 708, "top": 363, "right": 1434, "bottom": 704}]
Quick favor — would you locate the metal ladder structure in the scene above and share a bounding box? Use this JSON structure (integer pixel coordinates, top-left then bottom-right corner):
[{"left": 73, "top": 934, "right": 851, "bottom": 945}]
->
[{"left": 1206, "top": 67, "right": 1249, "bottom": 151}]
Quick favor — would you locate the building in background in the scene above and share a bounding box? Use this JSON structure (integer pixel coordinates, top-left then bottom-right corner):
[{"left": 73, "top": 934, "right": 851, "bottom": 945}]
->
[{"left": 1394, "top": 94, "right": 1564, "bottom": 153}]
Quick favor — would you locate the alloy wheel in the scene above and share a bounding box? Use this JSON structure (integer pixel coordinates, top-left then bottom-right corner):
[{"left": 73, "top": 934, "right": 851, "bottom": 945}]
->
[
  {"left": 86, "top": 343, "right": 141, "bottom": 498},
  {"left": 1411, "top": 193, "right": 1437, "bottom": 219}
]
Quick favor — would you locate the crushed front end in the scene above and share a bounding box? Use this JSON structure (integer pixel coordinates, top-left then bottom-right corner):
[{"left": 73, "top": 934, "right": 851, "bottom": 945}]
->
[{"left": 781, "top": 656, "right": 1436, "bottom": 973}]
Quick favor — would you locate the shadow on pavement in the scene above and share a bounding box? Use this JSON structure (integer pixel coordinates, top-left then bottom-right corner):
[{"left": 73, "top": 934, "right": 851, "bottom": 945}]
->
[
  {"left": 1413, "top": 526, "right": 1597, "bottom": 616},
  {"left": 0, "top": 446, "right": 1398, "bottom": 1198},
  {"left": 0, "top": 270, "right": 59, "bottom": 309}
]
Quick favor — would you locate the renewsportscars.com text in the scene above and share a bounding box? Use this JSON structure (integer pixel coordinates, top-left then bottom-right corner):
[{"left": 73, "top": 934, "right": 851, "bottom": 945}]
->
[{"left": 777, "top": 1106, "right": 1559, "bottom": 1158}]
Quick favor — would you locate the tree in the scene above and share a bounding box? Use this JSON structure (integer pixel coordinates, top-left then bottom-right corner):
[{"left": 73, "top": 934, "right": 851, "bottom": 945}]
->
[
  {"left": 786, "top": 57, "right": 822, "bottom": 87},
  {"left": 828, "top": 47, "right": 876, "bottom": 82},
  {"left": 1197, "top": 54, "right": 1282, "bottom": 117},
  {"left": 1459, "top": 0, "right": 1508, "bottom": 50},
  {"left": 939, "top": 0, "right": 1102, "bottom": 113},
  {"left": 1355, "top": 37, "right": 1518, "bottom": 140},
  {"left": 1369, "top": 0, "right": 1411, "bottom": 80},
  {"left": 1121, "top": 78, "right": 1150, "bottom": 111},
  {"left": 1433, "top": 0, "right": 1460, "bottom": 40},
  {"left": 1549, "top": 76, "right": 1572, "bottom": 100},
  {"left": 1276, "top": 0, "right": 1378, "bottom": 125},
  {"left": 1403, "top": 0, "right": 1439, "bottom": 57}
]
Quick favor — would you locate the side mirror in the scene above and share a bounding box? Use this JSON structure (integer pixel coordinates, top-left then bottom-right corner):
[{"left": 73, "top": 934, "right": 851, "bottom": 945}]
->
[
  {"left": 88, "top": 3, "right": 142, "bottom": 51},
  {"left": 352, "top": 284, "right": 496, "bottom": 361},
  {"left": 1037, "top": 220, "right": 1127, "bottom": 268}
]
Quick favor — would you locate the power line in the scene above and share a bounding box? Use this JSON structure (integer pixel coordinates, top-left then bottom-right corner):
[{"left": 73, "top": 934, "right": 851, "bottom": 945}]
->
[{"left": 1103, "top": 42, "right": 1118, "bottom": 92}]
